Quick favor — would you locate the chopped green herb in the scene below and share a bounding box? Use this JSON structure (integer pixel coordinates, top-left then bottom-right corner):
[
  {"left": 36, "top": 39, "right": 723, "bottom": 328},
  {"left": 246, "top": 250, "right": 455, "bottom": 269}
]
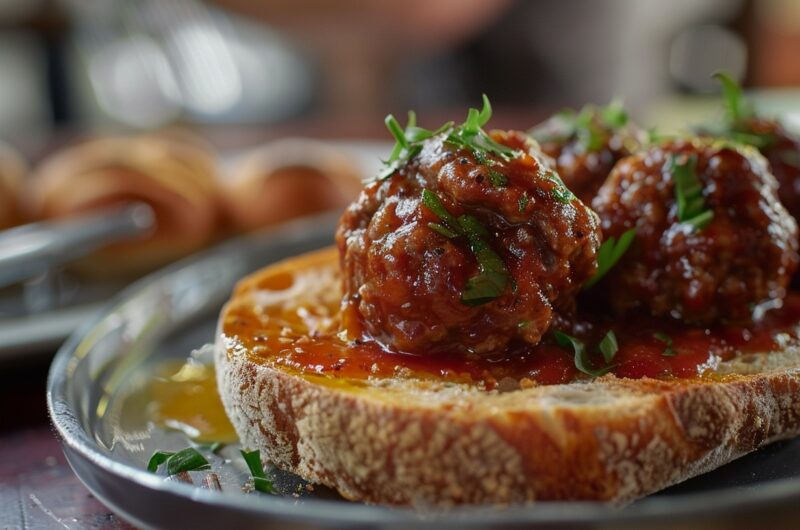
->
[
  {"left": 240, "top": 449, "right": 274, "bottom": 494},
  {"left": 653, "top": 332, "right": 676, "bottom": 357},
  {"left": 584, "top": 228, "right": 636, "bottom": 288},
  {"left": 546, "top": 172, "right": 576, "bottom": 203},
  {"left": 598, "top": 330, "right": 619, "bottom": 364},
  {"left": 518, "top": 192, "right": 530, "bottom": 213},
  {"left": 422, "top": 189, "right": 511, "bottom": 305},
  {"left": 488, "top": 169, "right": 509, "bottom": 187},
  {"left": 600, "top": 99, "right": 628, "bottom": 129},
  {"left": 532, "top": 101, "right": 629, "bottom": 153},
  {"left": 147, "top": 447, "right": 210, "bottom": 475},
  {"left": 713, "top": 71, "right": 753, "bottom": 125},
  {"left": 671, "top": 154, "right": 714, "bottom": 230},
  {"left": 554, "top": 331, "right": 614, "bottom": 378},
  {"left": 445, "top": 95, "right": 519, "bottom": 160},
  {"left": 147, "top": 451, "right": 173, "bottom": 473},
  {"left": 379, "top": 95, "right": 519, "bottom": 181}
]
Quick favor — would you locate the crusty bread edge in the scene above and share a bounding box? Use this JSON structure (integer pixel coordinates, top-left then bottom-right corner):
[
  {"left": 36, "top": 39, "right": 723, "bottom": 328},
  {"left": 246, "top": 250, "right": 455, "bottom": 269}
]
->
[{"left": 215, "top": 248, "right": 800, "bottom": 507}]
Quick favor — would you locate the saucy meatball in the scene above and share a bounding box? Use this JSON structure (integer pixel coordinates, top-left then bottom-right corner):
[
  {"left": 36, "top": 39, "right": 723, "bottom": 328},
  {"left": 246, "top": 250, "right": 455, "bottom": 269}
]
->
[
  {"left": 592, "top": 138, "right": 798, "bottom": 324},
  {"left": 530, "top": 103, "right": 644, "bottom": 205},
  {"left": 708, "top": 73, "right": 800, "bottom": 226},
  {"left": 726, "top": 117, "right": 800, "bottom": 223},
  {"left": 337, "top": 130, "right": 601, "bottom": 356}
]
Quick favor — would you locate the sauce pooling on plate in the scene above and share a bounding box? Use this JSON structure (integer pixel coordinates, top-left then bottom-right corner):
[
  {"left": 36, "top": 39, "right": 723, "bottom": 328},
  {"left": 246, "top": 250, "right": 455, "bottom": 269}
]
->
[{"left": 221, "top": 253, "right": 800, "bottom": 389}]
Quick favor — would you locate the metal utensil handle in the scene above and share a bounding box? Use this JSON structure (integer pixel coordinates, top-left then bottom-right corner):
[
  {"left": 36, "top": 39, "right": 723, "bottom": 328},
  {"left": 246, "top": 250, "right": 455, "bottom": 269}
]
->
[{"left": 0, "top": 202, "right": 155, "bottom": 288}]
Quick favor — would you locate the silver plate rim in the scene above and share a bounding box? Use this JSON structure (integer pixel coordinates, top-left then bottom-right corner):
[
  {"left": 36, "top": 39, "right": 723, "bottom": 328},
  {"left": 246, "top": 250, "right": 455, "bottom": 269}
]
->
[{"left": 46, "top": 216, "right": 800, "bottom": 527}]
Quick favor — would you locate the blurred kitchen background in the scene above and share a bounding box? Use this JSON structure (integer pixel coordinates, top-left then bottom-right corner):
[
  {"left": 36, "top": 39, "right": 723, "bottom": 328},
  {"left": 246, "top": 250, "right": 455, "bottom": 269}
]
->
[{"left": 0, "top": 0, "right": 798, "bottom": 153}]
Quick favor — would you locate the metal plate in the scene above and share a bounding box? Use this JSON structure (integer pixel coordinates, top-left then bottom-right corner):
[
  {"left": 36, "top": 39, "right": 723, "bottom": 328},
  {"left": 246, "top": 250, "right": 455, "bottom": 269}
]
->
[{"left": 48, "top": 214, "right": 800, "bottom": 530}]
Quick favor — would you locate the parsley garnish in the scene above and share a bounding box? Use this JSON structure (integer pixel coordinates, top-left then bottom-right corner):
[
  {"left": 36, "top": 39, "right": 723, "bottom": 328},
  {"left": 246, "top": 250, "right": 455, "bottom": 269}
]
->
[
  {"left": 711, "top": 72, "right": 777, "bottom": 149},
  {"left": 713, "top": 71, "right": 753, "bottom": 125},
  {"left": 379, "top": 95, "right": 519, "bottom": 181},
  {"left": 531, "top": 100, "right": 629, "bottom": 153},
  {"left": 598, "top": 330, "right": 619, "bottom": 364},
  {"left": 653, "top": 332, "right": 676, "bottom": 357},
  {"left": 240, "top": 449, "right": 274, "bottom": 493},
  {"left": 488, "top": 169, "right": 509, "bottom": 187},
  {"left": 546, "top": 171, "right": 576, "bottom": 203},
  {"left": 554, "top": 330, "right": 614, "bottom": 378},
  {"left": 583, "top": 228, "right": 636, "bottom": 288},
  {"left": 444, "top": 95, "right": 518, "bottom": 161},
  {"left": 147, "top": 447, "right": 210, "bottom": 475},
  {"left": 518, "top": 192, "right": 530, "bottom": 213},
  {"left": 422, "top": 189, "right": 511, "bottom": 305},
  {"left": 671, "top": 154, "right": 713, "bottom": 230}
]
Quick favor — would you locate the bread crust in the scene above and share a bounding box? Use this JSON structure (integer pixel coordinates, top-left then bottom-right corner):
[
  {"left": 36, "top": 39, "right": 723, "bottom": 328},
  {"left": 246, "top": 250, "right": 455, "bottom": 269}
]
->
[{"left": 215, "top": 248, "right": 800, "bottom": 506}]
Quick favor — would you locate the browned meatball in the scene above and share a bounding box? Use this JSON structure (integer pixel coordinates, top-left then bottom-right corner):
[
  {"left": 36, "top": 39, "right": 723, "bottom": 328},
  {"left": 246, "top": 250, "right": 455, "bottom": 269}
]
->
[
  {"left": 337, "top": 130, "right": 601, "bottom": 356},
  {"left": 592, "top": 138, "right": 798, "bottom": 324},
  {"left": 530, "top": 103, "right": 644, "bottom": 205},
  {"left": 728, "top": 117, "right": 800, "bottom": 223}
]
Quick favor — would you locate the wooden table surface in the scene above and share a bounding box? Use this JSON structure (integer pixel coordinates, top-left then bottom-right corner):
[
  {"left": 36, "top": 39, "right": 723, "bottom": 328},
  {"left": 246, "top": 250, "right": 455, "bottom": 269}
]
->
[{"left": 0, "top": 359, "right": 135, "bottom": 529}]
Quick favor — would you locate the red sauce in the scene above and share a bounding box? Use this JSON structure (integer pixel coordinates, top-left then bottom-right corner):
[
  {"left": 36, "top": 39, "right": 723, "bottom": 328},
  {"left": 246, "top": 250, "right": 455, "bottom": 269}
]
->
[{"left": 222, "top": 263, "right": 800, "bottom": 389}]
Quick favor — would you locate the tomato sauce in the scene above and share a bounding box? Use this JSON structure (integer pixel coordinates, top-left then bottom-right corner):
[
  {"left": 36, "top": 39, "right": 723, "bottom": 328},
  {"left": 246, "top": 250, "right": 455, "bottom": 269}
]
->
[{"left": 221, "top": 267, "right": 800, "bottom": 389}]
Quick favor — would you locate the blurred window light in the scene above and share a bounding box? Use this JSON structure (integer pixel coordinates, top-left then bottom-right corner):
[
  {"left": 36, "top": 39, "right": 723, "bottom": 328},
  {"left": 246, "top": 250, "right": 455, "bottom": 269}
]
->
[
  {"left": 165, "top": 20, "right": 242, "bottom": 116},
  {"left": 669, "top": 24, "right": 747, "bottom": 93},
  {"left": 88, "top": 36, "right": 181, "bottom": 129}
]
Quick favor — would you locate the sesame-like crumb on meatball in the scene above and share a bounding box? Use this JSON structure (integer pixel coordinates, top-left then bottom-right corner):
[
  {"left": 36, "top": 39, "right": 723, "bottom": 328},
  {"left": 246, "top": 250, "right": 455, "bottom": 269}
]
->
[
  {"left": 592, "top": 138, "right": 799, "bottom": 324},
  {"left": 530, "top": 103, "right": 645, "bottom": 205},
  {"left": 336, "top": 130, "right": 601, "bottom": 356}
]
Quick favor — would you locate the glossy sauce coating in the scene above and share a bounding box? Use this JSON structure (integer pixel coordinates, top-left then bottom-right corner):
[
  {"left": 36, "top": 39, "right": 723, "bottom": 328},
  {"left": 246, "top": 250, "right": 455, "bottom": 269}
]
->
[
  {"left": 531, "top": 110, "right": 643, "bottom": 205},
  {"left": 221, "top": 261, "right": 800, "bottom": 389},
  {"left": 336, "top": 131, "right": 600, "bottom": 356},
  {"left": 736, "top": 118, "right": 800, "bottom": 234},
  {"left": 592, "top": 138, "right": 799, "bottom": 324}
]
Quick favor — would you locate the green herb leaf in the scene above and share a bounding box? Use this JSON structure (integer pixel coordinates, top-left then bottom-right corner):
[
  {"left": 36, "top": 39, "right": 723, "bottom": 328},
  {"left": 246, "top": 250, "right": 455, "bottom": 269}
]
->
[
  {"left": 713, "top": 71, "right": 753, "bottom": 124},
  {"left": 584, "top": 228, "right": 636, "bottom": 288},
  {"left": 518, "top": 192, "right": 530, "bottom": 213},
  {"left": 422, "top": 190, "right": 511, "bottom": 305},
  {"left": 554, "top": 331, "right": 613, "bottom": 378},
  {"left": 671, "top": 154, "right": 714, "bottom": 230},
  {"left": 531, "top": 100, "right": 629, "bottom": 153},
  {"left": 654, "top": 332, "right": 676, "bottom": 357},
  {"left": 546, "top": 172, "right": 576, "bottom": 203},
  {"left": 241, "top": 449, "right": 274, "bottom": 494},
  {"left": 457, "top": 214, "right": 511, "bottom": 305},
  {"left": 422, "top": 189, "right": 461, "bottom": 237},
  {"left": 488, "top": 169, "right": 509, "bottom": 187},
  {"left": 147, "top": 451, "right": 174, "bottom": 473},
  {"left": 147, "top": 447, "right": 210, "bottom": 475},
  {"left": 445, "top": 94, "right": 519, "bottom": 161},
  {"left": 598, "top": 330, "right": 619, "bottom": 364},
  {"left": 428, "top": 222, "right": 459, "bottom": 239},
  {"left": 601, "top": 99, "right": 628, "bottom": 129}
]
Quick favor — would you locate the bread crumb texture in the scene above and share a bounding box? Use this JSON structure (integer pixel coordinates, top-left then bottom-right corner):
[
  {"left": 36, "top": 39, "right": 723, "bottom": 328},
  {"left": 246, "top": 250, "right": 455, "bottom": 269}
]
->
[{"left": 215, "top": 248, "right": 800, "bottom": 506}]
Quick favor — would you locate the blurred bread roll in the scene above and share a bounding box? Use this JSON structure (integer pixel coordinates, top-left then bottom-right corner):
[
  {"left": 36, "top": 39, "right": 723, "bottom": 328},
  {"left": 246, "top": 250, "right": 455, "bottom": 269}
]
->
[
  {"left": 222, "top": 139, "right": 363, "bottom": 232},
  {"left": 25, "top": 133, "right": 220, "bottom": 276},
  {"left": 0, "top": 142, "right": 27, "bottom": 230}
]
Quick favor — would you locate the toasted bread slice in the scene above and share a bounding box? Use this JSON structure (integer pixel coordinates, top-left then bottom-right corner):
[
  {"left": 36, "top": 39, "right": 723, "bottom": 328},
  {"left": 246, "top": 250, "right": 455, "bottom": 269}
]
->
[{"left": 215, "top": 247, "right": 800, "bottom": 507}]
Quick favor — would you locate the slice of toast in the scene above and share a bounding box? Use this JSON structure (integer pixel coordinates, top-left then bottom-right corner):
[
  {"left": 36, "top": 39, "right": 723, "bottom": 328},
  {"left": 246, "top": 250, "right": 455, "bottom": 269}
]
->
[{"left": 215, "top": 247, "right": 800, "bottom": 507}]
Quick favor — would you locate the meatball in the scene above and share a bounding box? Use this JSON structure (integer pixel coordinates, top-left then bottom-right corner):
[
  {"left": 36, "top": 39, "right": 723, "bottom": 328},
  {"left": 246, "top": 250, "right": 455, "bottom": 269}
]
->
[
  {"left": 727, "top": 117, "right": 800, "bottom": 223},
  {"left": 530, "top": 103, "right": 644, "bottom": 205},
  {"left": 337, "top": 130, "right": 601, "bottom": 356},
  {"left": 592, "top": 138, "right": 799, "bottom": 324}
]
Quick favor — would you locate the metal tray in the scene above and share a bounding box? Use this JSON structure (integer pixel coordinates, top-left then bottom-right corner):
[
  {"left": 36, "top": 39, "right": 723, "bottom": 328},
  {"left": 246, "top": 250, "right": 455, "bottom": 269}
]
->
[{"left": 47, "top": 214, "right": 800, "bottom": 530}]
